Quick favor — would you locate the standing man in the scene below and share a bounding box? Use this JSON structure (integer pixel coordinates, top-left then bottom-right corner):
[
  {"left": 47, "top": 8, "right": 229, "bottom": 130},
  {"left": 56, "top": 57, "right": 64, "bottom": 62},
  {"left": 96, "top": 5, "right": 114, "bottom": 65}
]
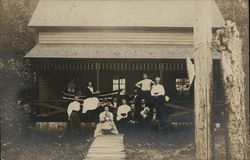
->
[
  {"left": 150, "top": 77, "right": 165, "bottom": 101},
  {"left": 135, "top": 73, "right": 155, "bottom": 104},
  {"left": 132, "top": 89, "right": 140, "bottom": 105},
  {"left": 150, "top": 77, "right": 166, "bottom": 129}
]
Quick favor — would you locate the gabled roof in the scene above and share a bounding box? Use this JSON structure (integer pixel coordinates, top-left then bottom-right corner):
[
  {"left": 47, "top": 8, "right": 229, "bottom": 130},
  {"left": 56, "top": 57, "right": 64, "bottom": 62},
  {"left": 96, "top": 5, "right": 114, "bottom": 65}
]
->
[
  {"left": 29, "top": 0, "right": 225, "bottom": 28},
  {"left": 25, "top": 44, "right": 221, "bottom": 59}
]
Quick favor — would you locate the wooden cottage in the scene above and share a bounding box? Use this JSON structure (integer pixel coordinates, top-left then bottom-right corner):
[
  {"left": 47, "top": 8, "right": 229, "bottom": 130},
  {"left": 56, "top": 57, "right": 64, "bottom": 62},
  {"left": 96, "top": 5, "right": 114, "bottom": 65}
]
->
[{"left": 25, "top": 0, "right": 225, "bottom": 121}]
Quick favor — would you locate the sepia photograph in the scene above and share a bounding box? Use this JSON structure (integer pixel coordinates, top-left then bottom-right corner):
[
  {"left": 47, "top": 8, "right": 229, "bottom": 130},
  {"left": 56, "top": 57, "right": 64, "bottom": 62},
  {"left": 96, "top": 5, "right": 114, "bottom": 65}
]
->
[{"left": 0, "top": 0, "right": 249, "bottom": 159}]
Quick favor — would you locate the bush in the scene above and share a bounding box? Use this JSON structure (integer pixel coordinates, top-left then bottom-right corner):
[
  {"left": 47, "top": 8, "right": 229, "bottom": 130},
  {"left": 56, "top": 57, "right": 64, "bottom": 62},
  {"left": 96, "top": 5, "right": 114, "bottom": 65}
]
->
[{"left": 0, "top": 52, "right": 35, "bottom": 101}]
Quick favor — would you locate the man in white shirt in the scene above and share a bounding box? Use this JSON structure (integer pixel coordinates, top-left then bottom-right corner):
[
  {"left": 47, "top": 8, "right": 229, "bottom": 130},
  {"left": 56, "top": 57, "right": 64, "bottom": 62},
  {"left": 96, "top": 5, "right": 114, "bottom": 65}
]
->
[
  {"left": 116, "top": 99, "right": 131, "bottom": 133},
  {"left": 116, "top": 99, "right": 131, "bottom": 121},
  {"left": 150, "top": 77, "right": 166, "bottom": 128},
  {"left": 150, "top": 78, "right": 165, "bottom": 97},
  {"left": 135, "top": 73, "right": 154, "bottom": 104},
  {"left": 151, "top": 77, "right": 166, "bottom": 110}
]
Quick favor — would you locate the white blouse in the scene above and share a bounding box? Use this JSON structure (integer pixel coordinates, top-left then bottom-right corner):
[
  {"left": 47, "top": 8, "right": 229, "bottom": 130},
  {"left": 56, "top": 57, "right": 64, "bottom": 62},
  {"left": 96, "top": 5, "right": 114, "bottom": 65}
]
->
[
  {"left": 116, "top": 104, "right": 131, "bottom": 121},
  {"left": 67, "top": 101, "right": 81, "bottom": 119},
  {"left": 150, "top": 84, "right": 165, "bottom": 96}
]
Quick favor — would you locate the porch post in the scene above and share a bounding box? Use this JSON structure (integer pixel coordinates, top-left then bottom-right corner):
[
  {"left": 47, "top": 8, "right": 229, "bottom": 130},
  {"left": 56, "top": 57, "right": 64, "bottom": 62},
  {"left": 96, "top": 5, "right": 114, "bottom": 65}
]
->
[
  {"left": 96, "top": 62, "right": 100, "bottom": 91},
  {"left": 160, "top": 63, "right": 163, "bottom": 82},
  {"left": 160, "top": 70, "right": 163, "bottom": 81}
]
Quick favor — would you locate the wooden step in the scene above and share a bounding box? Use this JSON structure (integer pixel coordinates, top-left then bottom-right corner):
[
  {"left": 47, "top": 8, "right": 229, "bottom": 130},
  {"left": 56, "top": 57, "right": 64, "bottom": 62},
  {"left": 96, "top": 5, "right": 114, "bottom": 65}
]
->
[
  {"left": 85, "top": 158, "right": 125, "bottom": 160},
  {"left": 87, "top": 153, "right": 125, "bottom": 158},
  {"left": 89, "top": 148, "right": 124, "bottom": 152}
]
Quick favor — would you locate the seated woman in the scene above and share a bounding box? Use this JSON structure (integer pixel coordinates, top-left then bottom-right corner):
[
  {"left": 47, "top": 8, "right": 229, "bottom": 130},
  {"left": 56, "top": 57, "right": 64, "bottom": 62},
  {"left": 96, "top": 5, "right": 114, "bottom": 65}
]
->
[{"left": 94, "top": 106, "right": 119, "bottom": 137}]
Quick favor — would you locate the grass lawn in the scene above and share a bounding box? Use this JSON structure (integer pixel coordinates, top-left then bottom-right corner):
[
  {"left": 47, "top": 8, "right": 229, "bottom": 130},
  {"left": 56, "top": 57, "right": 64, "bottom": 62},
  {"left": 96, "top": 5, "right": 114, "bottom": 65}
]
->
[
  {"left": 1, "top": 125, "right": 226, "bottom": 160},
  {"left": 124, "top": 126, "right": 226, "bottom": 160},
  {"left": 1, "top": 131, "right": 94, "bottom": 160}
]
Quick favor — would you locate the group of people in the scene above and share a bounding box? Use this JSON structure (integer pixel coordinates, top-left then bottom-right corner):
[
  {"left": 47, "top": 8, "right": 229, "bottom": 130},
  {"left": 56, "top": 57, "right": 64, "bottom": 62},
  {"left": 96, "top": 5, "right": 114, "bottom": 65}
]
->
[{"left": 67, "top": 73, "right": 170, "bottom": 137}]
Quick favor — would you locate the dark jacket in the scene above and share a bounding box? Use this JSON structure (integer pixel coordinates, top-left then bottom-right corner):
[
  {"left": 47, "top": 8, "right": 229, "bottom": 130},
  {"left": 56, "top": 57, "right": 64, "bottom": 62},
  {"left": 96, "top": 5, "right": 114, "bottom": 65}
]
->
[
  {"left": 127, "top": 110, "right": 139, "bottom": 122},
  {"left": 85, "top": 87, "right": 93, "bottom": 98}
]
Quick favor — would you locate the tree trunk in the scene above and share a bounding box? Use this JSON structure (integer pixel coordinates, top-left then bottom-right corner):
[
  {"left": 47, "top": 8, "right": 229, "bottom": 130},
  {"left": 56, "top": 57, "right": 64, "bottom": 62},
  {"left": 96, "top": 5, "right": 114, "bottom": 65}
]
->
[
  {"left": 216, "top": 20, "right": 249, "bottom": 160},
  {"left": 194, "top": 0, "right": 214, "bottom": 159}
]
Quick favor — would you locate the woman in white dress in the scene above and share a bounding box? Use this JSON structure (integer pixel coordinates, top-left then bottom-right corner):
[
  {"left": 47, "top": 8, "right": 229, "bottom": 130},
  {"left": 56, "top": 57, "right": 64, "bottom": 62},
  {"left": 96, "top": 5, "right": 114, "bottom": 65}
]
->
[{"left": 94, "top": 106, "right": 119, "bottom": 137}]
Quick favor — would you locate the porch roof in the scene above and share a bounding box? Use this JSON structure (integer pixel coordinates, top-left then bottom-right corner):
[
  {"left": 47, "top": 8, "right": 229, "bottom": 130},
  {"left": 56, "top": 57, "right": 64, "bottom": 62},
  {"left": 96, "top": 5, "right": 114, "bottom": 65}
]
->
[{"left": 25, "top": 44, "right": 221, "bottom": 59}]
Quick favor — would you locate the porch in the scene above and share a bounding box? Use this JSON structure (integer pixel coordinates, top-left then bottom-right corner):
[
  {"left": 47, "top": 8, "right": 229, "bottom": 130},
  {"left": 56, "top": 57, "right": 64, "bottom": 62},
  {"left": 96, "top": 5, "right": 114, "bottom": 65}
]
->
[{"left": 25, "top": 43, "right": 223, "bottom": 122}]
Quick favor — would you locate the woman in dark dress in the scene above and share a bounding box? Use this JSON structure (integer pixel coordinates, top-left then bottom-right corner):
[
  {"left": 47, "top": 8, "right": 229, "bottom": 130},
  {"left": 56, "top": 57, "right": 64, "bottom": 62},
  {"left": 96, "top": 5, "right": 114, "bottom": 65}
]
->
[
  {"left": 68, "top": 111, "right": 81, "bottom": 134},
  {"left": 85, "top": 81, "right": 94, "bottom": 98},
  {"left": 67, "top": 97, "right": 82, "bottom": 134}
]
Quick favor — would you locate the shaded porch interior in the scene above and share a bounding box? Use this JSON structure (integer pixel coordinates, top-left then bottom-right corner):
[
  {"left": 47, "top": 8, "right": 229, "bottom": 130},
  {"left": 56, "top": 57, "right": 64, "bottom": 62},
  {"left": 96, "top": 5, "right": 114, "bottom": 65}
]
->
[{"left": 31, "top": 59, "right": 223, "bottom": 122}]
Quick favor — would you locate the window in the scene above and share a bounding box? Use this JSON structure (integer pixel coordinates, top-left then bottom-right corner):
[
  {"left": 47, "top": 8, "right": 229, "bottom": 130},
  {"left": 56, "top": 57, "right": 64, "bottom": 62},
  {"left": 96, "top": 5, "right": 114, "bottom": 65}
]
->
[
  {"left": 113, "top": 78, "right": 126, "bottom": 94},
  {"left": 176, "top": 78, "right": 190, "bottom": 96}
]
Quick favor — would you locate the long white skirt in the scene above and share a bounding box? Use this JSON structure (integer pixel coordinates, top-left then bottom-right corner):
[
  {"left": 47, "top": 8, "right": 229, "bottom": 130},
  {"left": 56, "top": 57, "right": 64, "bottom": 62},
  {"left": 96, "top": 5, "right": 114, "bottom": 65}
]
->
[{"left": 94, "top": 121, "right": 119, "bottom": 137}]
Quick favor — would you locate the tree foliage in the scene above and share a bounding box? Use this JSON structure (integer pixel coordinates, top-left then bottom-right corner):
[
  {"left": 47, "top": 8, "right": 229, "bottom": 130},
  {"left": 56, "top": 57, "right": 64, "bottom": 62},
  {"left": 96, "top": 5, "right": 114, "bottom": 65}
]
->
[
  {"left": 0, "top": 0, "right": 38, "bottom": 100},
  {"left": 0, "top": 0, "right": 38, "bottom": 54}
]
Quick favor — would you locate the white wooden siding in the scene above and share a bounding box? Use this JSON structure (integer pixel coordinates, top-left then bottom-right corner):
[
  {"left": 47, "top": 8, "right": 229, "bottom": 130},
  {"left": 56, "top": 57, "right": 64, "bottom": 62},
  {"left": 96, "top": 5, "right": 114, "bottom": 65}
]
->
[{"left": 38, "top": 32, "right": 194, "bottom": 45}]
